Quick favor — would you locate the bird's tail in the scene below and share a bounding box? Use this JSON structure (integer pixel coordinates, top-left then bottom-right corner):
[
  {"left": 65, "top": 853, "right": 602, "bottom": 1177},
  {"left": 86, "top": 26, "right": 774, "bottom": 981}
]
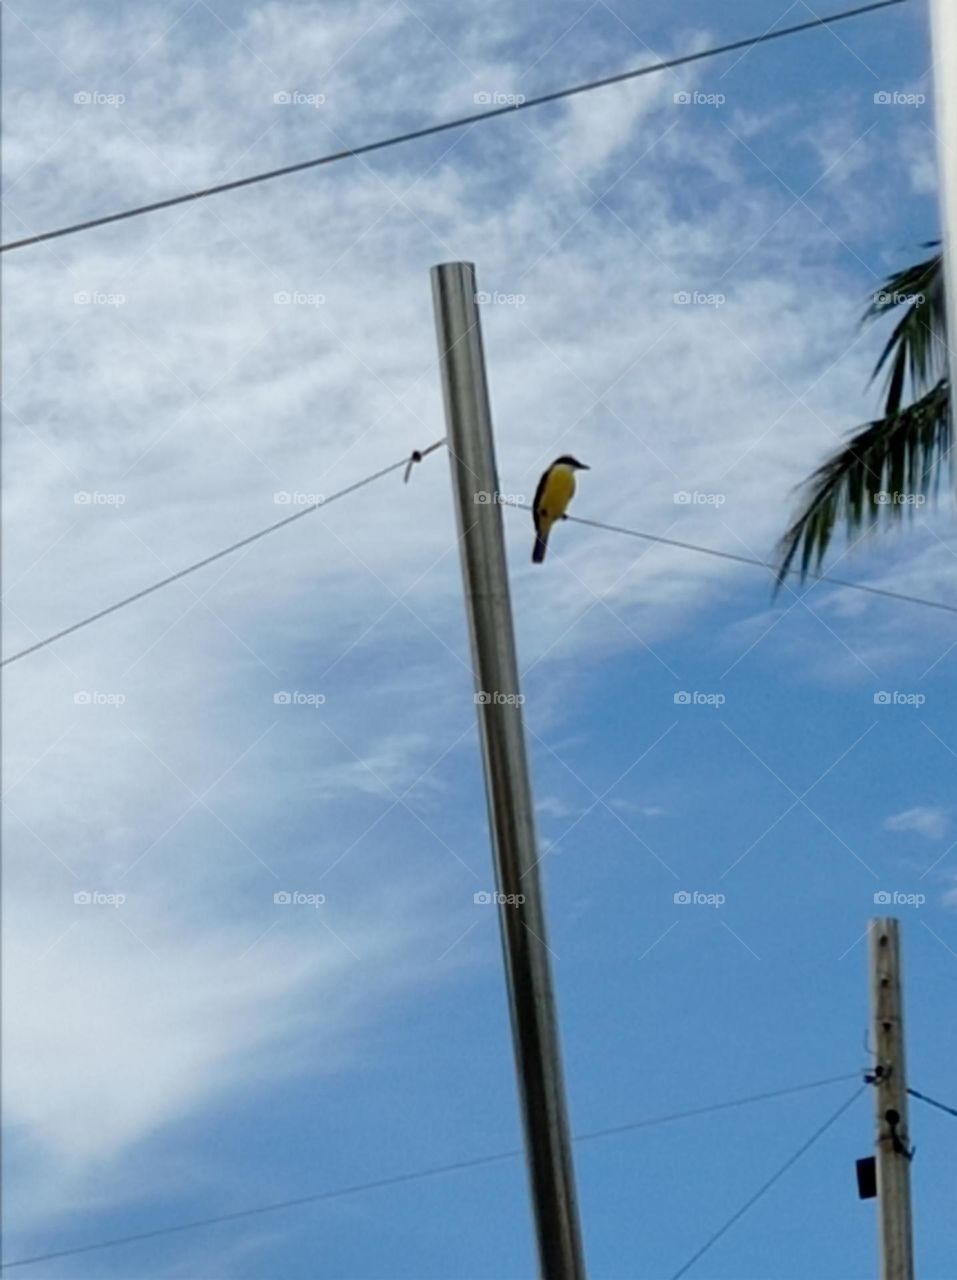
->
[{"left": 532, "top": 532, "right": 548, "bottom": 563}]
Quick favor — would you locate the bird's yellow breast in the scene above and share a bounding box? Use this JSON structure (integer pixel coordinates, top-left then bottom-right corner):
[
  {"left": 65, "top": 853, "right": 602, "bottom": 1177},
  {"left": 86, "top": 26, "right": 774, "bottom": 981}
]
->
[{"left": 540, "top": 465, "right": 576, "bottom": 519}]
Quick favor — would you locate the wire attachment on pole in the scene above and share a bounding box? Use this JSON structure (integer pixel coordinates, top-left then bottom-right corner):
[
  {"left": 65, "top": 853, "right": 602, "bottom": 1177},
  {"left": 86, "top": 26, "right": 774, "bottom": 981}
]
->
[{"left": 403, "top": 437, "right": 446, "bottom": 483}]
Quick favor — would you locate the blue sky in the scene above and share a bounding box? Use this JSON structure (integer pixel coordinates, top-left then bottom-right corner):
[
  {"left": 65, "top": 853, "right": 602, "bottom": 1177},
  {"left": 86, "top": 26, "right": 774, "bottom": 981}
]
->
[{"left": 3, "top": 0, "right": 957, "bottom": 1277}]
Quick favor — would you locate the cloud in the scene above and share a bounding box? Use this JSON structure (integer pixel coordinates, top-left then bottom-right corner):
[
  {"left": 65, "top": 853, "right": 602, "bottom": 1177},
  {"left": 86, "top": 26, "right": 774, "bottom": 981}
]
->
[
  {"left": 2, "top": 0, "right": 951, "bottom": 1245},
  {"left": 884, "top": 806, "right": 949, "bottom": 840}
]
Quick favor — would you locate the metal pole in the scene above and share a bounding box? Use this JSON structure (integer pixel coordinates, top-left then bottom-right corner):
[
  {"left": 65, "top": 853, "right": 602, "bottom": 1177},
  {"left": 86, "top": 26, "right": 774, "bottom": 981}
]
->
[
  {"left": 869, "top": 918, "right": 915, "bottom": 1280},
  {"left": 930, "top": 0, "right": 957, "bottom": 410},
  {"left": 430, "top": 261, "right": 587, "bottom": 1280}
]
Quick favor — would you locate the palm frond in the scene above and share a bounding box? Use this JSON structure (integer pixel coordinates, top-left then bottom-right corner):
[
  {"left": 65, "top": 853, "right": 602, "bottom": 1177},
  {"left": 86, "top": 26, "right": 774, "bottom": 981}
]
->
[
  {"left": 775, "top": 378, "right": 951, "bottom": 584},
  {"left": 775, "top": 246, "right": 949, "bottom": 583},
  {"left": 863, "top": 247, "right": 945, "bottom": 417}
]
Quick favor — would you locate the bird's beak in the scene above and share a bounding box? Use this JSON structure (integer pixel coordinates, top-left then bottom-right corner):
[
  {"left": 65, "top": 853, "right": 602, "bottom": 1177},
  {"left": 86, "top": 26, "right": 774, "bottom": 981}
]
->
[{"left": 577, "top": 463, "right": 590, "bottom": 470}]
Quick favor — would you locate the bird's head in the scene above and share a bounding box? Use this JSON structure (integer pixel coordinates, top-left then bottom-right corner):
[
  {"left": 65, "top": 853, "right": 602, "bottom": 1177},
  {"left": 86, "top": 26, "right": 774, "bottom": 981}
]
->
[{"left": 553, "top": 455, "right": 589, "bottom": 470}]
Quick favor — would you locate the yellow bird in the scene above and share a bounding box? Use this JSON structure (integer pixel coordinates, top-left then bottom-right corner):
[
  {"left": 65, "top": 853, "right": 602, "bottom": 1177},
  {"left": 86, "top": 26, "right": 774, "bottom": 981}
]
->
[{"left": 531, "top": 455, "right": 589, "bottom": 563}]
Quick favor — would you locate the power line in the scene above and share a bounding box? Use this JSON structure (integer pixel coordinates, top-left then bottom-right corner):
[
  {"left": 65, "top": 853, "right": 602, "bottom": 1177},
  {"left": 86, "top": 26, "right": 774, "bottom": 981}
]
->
[
  {"left": 1, "top": 0, "right": 908, "bottom": 254},
  {"left": 503, "top": 502, "right": 957, "bottom": 617},
  {"left": 668, "top": 1082, "right": 869, "bottom": 1280},
  {"left": 0, "top": 440, "right": 445, "bottom": 669},
  {"left": 907, "top": 1085, "right": 957, "bottom": 1119},
  {"left": 6, "top": 467, "right": 954, "bottom": 672},
  {"left": 0, "top": 1071, "right": 860, "bottom": 1271}
]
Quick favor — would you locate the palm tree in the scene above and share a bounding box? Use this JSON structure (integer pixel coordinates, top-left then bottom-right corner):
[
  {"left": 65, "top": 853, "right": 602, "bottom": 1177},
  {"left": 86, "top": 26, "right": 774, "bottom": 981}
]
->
[{"left": 775, "top": 244, "right": 949, "bottom": 582}]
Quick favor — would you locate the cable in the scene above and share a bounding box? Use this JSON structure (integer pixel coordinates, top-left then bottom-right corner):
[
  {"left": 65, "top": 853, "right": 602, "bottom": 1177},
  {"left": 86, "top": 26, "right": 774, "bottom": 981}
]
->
[
  {"left": 503, "top": 502, "right": 957, "bottom": 616},
  {"left": 0, "top": 440, "right": 445, "bottom": 669},
  {"left": 6, "top": 468, "right": 953, "bottom": 671},
  {"left": 668, "top": 1082, "right": 868, "bottom": 1280},
  {"left": 0, "top": 1071, "right": 860, "bottom": 1271},
  {"left": 907, "top": 1085, "right": 957, "bottom": 1119},
  {"left": 571, "top": 1071, "right": 861, "bottom": 1145},
  {"left": 1, "top": 0, "right": 908, "bottom": 254}
]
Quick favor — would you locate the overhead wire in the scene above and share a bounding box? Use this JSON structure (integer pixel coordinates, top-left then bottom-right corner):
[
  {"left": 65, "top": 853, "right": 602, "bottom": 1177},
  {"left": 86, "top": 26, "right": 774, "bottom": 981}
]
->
[
  {"left": 0, "top": 0, "right": 909, "bottom": 253},
  {"left": 502, "top": 501, "right": 957, "bottom": 616},
  {"left": 0, "top": 440, "right": 445, "bottom": 668},
  {"left": 0, "top": 1071, "right": 862, "bottom": 1271},
  {"left": 907, "top": 1085, "right": 957, "bottom": 1120},
  {"left": 6, "top": 465, "right": 956, "bottom": 670},
  {"left": 668, "top": 1082, "right": 869, "bottom": 1280}
]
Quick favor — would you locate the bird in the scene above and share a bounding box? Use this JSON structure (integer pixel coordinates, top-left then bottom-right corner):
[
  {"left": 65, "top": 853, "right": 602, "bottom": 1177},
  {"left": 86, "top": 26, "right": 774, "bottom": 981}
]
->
[{"left": 531, "top": 455, "right": 589, "bottom": 563}]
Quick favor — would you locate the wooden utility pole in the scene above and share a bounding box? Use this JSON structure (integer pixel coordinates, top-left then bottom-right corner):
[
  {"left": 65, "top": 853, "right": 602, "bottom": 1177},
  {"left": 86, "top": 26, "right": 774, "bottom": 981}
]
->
[{"left": 869, "top": 918, "right": 915, "bottom": 1280}]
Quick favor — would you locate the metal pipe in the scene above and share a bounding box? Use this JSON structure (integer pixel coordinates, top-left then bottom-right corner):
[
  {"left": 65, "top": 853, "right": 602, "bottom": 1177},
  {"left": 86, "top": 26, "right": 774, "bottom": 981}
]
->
[
  {"left": 930, "top": 0, "right": 957, "bottom": 413},
  {"left": 431, "top": 261, "right": 587, "bottom": 1280}
]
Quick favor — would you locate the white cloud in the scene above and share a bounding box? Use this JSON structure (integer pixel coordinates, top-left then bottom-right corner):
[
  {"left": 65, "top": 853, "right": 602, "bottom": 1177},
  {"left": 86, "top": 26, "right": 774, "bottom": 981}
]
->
[
  {"left": 2, "top": 0, "right": 951, "bottom": 1239},
  {"left": 884, "top": 806, "right": 949, "bottom": 840}
]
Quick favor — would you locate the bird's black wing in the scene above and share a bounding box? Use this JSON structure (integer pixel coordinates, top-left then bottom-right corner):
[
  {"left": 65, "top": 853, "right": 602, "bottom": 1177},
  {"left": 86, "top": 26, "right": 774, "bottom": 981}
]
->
[{"left": 531, "top": 467, "right": 549, "bottom": 531}]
